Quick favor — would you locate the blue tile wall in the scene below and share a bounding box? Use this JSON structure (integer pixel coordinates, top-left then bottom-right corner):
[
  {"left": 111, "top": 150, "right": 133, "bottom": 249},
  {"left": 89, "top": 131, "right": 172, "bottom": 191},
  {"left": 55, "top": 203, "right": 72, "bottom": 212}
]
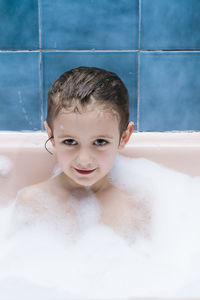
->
[
  {"left": 140, "top": 52, "right": 200, "bottom": 131},
  {"left": 0, "top": 0, "right": 39, "bottom": 50},
  {"left": 41, "top": 0, "right": 138, "bottom": 50},
  {"left": 0, "top": 52, "right": 40, "bottom": 130},
  {"left": 42, "top": 51, "right": 138, "bottom": 130},
  {"left": 0, "top": 0, "right": 200, "bottom": 131},
  {"left": 140, "top": 0, "right": 200, "bottom": 50}
]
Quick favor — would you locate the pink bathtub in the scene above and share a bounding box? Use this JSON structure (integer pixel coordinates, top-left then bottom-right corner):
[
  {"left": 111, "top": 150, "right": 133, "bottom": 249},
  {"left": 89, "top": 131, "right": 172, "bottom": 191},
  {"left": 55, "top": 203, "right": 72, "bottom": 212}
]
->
[
  {"left": 0, "top": 131, "right": 200, "bottom": 300},
  {"left": 0, "top": 131, "right": 199, "bottom": 201}
]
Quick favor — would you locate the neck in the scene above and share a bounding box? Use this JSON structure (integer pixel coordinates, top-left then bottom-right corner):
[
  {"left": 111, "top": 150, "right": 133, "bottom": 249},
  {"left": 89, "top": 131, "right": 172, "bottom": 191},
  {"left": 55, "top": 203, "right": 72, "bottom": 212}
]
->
[{"left": 59, "top": 172, "right": 111, "bottom": 194}]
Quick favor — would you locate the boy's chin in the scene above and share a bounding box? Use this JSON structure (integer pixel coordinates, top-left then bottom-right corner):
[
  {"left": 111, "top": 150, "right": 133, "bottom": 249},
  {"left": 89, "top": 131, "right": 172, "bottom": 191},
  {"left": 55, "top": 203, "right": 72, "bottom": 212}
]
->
[
  {"left": 68, "top": 175, "right": 97, "bottom": 189},
  {"left": 62, "top": 169, "right": 110, "bottom": 191}
]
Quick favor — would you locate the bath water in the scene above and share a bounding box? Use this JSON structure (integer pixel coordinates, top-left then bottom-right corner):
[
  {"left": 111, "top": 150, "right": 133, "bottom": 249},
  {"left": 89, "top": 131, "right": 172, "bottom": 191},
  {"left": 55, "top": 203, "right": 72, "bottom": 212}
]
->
[{"left": 0, "top": 153, "right": 200, "bottom": 299}]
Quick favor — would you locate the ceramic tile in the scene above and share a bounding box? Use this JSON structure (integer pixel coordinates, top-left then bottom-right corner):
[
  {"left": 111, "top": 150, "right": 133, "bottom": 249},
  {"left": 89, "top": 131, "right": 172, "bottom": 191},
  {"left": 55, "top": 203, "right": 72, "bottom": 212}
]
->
[
  {"left": 0, "top": 52, "right": 40, "bottom": 130},
  {"left": 42, "top": 51, "right": 138, "bottom": 129},
  {"left": 140, "top": 0, "right": 200, "bottom": 49},
  {"left": 41, "top": 0, "right": 138, "bottom": 49},
  {"left": 139, "top": 51, "right": 200, "bottom": 131},
  {"left": 0, "top": 0, "right": 39, "bottom": 50}
]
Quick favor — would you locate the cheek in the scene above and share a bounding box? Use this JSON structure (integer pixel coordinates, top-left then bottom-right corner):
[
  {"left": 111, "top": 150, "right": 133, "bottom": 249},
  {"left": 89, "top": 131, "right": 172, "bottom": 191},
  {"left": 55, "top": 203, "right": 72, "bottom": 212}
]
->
[
  {"left": 97, "top": 151, "right": 117, "bottom": 169},
  {"left": 55, "top": 150, "right": 71, "bottom": 169}
]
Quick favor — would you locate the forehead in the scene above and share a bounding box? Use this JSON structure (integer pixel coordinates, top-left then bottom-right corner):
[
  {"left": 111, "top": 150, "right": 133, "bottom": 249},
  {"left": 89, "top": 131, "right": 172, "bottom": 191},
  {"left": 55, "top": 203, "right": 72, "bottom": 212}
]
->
[{"left": 53, "top": 107, "right": 120, "bottom": 135}]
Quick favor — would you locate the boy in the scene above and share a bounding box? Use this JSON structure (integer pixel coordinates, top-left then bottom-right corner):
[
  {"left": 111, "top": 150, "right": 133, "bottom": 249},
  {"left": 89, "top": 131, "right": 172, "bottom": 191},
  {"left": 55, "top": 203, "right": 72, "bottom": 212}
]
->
[{"left": 17, "top": 66, "right": 150, "bottom": 239}]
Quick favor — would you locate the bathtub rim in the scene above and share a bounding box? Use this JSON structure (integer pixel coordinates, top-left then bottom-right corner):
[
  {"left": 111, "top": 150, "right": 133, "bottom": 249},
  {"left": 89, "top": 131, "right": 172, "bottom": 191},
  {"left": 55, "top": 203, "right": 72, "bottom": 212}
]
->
[{"left": 0, "top": 131, "right": 200, "bottom": 148}]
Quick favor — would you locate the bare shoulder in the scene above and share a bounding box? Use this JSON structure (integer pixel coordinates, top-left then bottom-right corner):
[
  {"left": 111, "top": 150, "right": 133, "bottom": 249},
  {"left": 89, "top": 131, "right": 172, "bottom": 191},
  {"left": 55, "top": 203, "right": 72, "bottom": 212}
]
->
[
  {"left": 16, "top": 175, "right": 70, "bottom": 213},
  {"left": 16, "top": 175, "right": 61, "bottom": 209},
  {"left": 99, "top": 183, "right": 133, "bottom": 205},
  {"left": 98, "top": 183, "right": 151, "bottom": 238},
  {"left": 17, "top": 174, "right": 62, "bottom": 200},
  {"left": 97, "top": 183, "right": 135, "bottom": 220},
  {"left": 110, "top": 185, "right": 151, "bottom": 218},
  {"left": 16, "top": 181, "right": 47, "bottom": 211}
]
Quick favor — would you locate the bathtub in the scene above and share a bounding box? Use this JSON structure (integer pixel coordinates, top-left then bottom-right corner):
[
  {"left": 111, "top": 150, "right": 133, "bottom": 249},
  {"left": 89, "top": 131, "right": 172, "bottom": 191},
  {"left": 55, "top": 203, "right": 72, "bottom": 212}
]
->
[
  {"left": 0, "top": 131, "right": 199, "bottom": 201},
  {"left": 0, "top": 131, "right": 200, "bottom": 300}
]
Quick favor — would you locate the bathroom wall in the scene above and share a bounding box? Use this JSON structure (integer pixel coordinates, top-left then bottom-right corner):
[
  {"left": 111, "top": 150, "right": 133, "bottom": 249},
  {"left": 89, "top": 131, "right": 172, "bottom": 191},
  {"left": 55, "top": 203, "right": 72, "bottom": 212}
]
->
[{"left": 0, "top": 0, "right": 199, "bottom": 131}]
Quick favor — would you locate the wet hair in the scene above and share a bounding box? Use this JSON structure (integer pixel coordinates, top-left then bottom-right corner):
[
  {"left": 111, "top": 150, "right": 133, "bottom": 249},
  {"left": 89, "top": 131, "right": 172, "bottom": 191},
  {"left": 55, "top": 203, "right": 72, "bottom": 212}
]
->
[{"left": 46, "top": 66, "right": 130, "bottom": 140}]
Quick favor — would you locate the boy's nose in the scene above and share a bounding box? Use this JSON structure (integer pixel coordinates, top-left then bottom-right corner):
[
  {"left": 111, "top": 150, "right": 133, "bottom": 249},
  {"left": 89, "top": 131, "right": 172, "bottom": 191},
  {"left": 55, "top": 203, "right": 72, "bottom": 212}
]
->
[{"left": 76, "top": 149, "right": 94, "bottom": 169}]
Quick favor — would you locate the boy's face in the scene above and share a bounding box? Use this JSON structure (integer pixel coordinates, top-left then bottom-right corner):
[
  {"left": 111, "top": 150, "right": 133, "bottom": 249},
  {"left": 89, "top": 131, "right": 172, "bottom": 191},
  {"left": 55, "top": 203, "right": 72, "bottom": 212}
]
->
[{"left": 44, "top": 105, "right": 134, "bottom": 192}]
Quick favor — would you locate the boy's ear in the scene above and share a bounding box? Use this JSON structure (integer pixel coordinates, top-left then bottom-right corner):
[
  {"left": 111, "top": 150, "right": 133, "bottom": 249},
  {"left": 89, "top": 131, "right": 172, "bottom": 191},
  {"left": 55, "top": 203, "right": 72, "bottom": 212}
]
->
[
  {"left": 44, "top": 120, "right": 52, "bottom": 137},
  {"left": 118, "top": 121, "right": 134, "bottom": 150},
  {"left": 44, "top": 120, "right": 55, "bottom": 147}
]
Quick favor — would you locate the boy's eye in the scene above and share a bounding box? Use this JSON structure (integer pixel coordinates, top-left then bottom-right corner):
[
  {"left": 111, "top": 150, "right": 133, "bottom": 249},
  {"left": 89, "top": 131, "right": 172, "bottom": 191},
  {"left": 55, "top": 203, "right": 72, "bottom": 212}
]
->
[
  {"left": 62, "top": 139, "right": 108, "bottom": 146},
  {"left": 94, "top": 139, "right": 108, "bottom": 146},
  {"left": 63, "top": 139, "right": 77, "bottom": 145}
]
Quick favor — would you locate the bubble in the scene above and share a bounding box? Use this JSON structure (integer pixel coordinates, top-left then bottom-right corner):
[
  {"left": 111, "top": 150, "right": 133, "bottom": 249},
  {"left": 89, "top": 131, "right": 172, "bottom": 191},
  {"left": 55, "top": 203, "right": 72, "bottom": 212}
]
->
[
  {"left": 0, "top": 155, "right": 13, "bottom": 176},
  {"left": 51, "top": 164, "right": 62, "bottom": 178},
  {"left": 0, "top": 154, "right": 200, "bottom": 299}
]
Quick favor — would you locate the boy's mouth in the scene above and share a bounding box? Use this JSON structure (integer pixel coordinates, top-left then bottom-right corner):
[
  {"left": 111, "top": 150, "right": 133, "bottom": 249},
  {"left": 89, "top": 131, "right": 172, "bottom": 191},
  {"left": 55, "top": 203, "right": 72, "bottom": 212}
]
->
[{"left": 75, "top": 168, "right": 96, "bottom": 175}]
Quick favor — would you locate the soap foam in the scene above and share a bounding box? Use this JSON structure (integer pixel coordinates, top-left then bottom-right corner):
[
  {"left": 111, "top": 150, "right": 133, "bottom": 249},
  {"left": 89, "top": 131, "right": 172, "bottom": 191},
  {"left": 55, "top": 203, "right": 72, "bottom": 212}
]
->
[
  {"left": 0, "top": 155, "right": 12, "bottom": 176},
  {"left": 0, "top": 153, "right": 200, "bottom": 299}
]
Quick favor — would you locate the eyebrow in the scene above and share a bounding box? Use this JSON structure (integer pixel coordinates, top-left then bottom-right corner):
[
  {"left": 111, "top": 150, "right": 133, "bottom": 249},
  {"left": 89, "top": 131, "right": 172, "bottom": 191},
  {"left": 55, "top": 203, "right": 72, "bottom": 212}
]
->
[{"left": 58, "top": 134, "right": 113, "bottom": 139}]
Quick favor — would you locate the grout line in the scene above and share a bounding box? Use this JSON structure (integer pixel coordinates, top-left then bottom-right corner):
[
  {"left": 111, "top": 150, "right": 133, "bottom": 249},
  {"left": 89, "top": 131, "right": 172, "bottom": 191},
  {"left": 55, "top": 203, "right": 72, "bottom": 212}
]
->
[
  {"left": 0, "top": 50, "right": 41, "bottom": 52},
  {"left": 39, "top": 51, "right": 43, "bottom": 130},
  {"left": 38, "top": 49, "right": 139, "bottom": 52},
  {"left": 38, "top": 0, "right": 42, "bottom": 49},
  {"left": 137, "top": 51, "right": 140, "bottom": 131},
  {"left": 139, "top": 49, "right": 200, "bottom": 52},
  {"left": 1, "top": 49, "right": 200, "bottom": 53},
  {"left": 0, "top": 49, "right": 138, "bottom": 53},
  {"left": 38, "top": 0, "right": 43, "bottom": 130},
  {"left": 136, "top": 0, "right": 141, "bottom": 131},
  {"left": 138, "top": 0, "right": 141, "bottom": 50}
]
